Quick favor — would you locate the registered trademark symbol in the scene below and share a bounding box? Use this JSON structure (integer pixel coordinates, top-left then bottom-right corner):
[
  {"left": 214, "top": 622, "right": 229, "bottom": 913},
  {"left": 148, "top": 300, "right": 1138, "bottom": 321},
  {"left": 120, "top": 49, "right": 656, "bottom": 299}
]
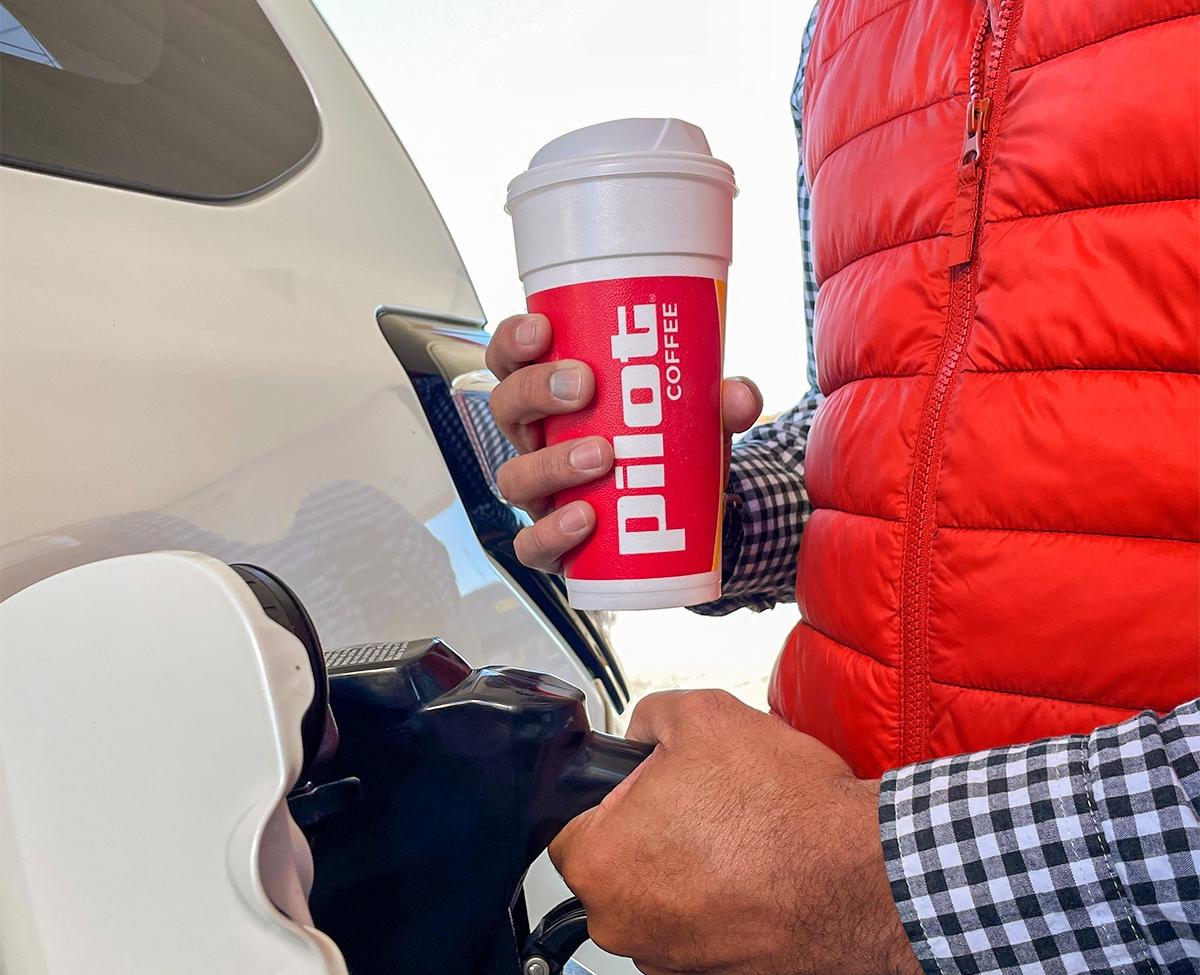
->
[{"left": 649, "top": 293, "right": 656, "bottom": 302}]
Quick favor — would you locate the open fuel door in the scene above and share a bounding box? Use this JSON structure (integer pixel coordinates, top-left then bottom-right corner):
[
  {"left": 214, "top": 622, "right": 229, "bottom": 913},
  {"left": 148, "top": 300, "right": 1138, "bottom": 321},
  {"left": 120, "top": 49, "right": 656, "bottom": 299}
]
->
[{"left": 0, "top": 552, "right": 346, "bottom": 975}]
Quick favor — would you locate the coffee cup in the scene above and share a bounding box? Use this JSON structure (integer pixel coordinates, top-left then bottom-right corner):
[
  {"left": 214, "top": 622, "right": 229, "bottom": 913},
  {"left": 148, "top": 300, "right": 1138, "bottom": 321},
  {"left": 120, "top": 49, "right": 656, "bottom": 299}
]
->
[{"left": 506, "top": 118, "right": 736, "bottom": 610}]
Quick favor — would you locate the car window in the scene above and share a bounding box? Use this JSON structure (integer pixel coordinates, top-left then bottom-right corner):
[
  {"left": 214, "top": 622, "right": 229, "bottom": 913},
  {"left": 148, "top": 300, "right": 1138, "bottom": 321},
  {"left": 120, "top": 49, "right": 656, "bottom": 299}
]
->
[{"left": 0, "top": 0, "right": 320, "bottom": 201}]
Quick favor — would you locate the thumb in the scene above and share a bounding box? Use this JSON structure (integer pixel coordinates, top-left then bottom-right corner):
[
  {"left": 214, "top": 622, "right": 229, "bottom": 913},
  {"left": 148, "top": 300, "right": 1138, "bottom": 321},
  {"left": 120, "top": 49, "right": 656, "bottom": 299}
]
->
[{"left": 721, "top": 377, "right": 762, "bottom": 435}]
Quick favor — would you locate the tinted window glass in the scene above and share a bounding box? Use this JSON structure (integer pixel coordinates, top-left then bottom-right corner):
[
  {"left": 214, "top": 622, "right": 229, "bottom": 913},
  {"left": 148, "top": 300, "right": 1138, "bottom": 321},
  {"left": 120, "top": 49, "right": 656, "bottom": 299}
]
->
[{"left": 0, "top": 0, "right": 320, "bottom": 200}]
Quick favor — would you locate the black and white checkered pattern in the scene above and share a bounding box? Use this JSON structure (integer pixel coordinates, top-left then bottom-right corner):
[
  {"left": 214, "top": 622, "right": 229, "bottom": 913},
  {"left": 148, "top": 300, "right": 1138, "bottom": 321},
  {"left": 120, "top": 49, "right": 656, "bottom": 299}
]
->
[
  {"left": 1088, "top": 703, "right": 1200, "bottom": 971},
  {"left": 694, "top": 2, "right": 824, "bottom": 616},
  {"left": 791, "top": 1, "right": 822, "bottom": 392},
  {"left": 881, "top": 699, "right": 1200, "bottom": 974},
  {"left": 692, "top": 391, "right": 821, "bottom": 615}
]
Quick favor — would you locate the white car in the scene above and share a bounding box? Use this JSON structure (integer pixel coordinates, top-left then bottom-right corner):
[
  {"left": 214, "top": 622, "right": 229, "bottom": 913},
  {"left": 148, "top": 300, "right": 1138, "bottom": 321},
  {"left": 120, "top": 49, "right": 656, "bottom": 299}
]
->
[{"left": 0, "top": 2, "right": 636, "bottom": 973}]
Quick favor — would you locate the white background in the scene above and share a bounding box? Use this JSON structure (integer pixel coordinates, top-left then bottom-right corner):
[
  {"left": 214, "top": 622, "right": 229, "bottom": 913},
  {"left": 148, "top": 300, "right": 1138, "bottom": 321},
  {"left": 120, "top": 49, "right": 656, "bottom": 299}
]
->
[{"left": 316, "top": 0, "right": 818, "bottom": 708}]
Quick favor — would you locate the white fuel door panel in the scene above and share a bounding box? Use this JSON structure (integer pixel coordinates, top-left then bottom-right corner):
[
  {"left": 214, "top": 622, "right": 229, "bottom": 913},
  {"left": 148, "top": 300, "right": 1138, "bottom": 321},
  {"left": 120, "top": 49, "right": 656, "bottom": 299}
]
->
[{"left": 0, "top": 552, "right": 346, "bottom": 975}]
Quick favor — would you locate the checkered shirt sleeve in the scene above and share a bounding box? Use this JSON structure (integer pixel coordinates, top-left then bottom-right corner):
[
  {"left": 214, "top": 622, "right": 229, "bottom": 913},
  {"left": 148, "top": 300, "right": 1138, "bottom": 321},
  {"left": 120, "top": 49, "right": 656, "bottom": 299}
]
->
[
  {"left": 690, "top": 391, "right": 821, "bottom": 615},
  {"left": 691, "top": 2, "right": 824, "bottom": 616},
  {"left": 880, "top": 699, "right": 1200, "bottom": 975}
]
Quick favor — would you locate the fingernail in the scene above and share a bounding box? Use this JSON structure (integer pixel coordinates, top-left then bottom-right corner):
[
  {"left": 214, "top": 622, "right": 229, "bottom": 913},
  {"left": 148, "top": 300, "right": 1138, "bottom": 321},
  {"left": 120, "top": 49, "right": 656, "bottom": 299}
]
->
[
  {"left": 558, "top": 504, "right": 590, "bottom": 534},
  {"left": 569, "top": 441, "right": 604, "bottom": 471},
  {"left": 515, "top": 318, "right": 538, "bottom": 347},
  {"left": 550, "top": 366, "right": 582, "bottom": 402}
]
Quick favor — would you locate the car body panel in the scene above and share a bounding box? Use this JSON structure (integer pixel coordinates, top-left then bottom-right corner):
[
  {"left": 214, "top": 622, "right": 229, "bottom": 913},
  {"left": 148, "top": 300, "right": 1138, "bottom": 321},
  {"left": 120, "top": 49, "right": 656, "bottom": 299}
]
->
[
  {"left": 0, "top": 2, "right": 632, "bottom": 969},
  {"left": 0, "top": 0, "right": 592, "bottom": 688}
]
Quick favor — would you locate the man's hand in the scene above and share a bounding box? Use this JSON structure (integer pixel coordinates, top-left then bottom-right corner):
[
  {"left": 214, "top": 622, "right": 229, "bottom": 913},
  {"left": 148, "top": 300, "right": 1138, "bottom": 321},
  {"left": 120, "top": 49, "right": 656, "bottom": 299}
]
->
[
  {"left": 485, "top": 313, "right": 762, "bottom": 572},
  {"left": 549, "top": 690, "right": 922, "bottom": 975}
]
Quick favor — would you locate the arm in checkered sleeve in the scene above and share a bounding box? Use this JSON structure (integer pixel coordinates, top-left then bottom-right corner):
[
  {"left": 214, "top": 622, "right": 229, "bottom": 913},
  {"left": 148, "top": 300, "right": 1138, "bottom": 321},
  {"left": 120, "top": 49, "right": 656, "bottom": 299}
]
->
[
  {"left": 690, "top": 389, "right": 823, "bottom": 616},
  {"left": 880, "top": 698, "right": 1200, "bottom": 975},
  {"left": 691, "top": 3, "right": 825, "bottom": 617}
]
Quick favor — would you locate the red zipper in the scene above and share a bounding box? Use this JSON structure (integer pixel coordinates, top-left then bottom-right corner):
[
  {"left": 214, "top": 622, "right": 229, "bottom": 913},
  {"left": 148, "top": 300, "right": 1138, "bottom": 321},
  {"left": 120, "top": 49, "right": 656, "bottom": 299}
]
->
[
  {"left": 947, "top": 0, "right": 1015, "bottom": 266},
  {"left": 898, "top": 0, "right": 1023, "bottom": 765}
]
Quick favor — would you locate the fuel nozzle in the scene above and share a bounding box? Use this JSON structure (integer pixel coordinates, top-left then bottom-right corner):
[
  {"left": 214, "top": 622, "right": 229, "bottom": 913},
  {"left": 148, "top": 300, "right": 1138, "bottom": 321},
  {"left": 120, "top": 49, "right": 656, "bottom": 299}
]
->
[
  {"left": 389, "top": 651, "right": 646, "bottom": 838},
  {"left": 296, "top": 638, "right": 649, "bottom": 975}
]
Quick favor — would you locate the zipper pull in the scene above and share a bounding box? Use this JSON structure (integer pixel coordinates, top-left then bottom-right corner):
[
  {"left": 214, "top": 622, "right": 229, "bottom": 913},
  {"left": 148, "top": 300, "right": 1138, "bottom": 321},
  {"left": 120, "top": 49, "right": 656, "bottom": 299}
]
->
[
  {"left": 961, "top": 96, "right": 992, "bottom": 168},
  {"left": 947, "top": 96, "right": 992, "bottom": 267}
]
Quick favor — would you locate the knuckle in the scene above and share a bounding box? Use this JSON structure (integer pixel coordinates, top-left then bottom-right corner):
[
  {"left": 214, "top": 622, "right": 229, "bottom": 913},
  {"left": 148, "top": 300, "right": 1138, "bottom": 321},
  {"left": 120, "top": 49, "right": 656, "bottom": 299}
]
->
[
  {"left": 558, "top": 850, "right": 590, "bottom": 894},
  {"left": 535, "top": 444, "right": 564, "bottom": 486},
  {"left": 547, "top": 835, "right": 567, "bottom": 874},
  {"left": 483, "top": 339, "right": 500, "bottom": 374},
  {"left": 515, "top": 521, "right": 559, "bottom": 569},
  {"left": 488, "top": 376, "right": 516, "bottom": 423},
  {"left": 585, "top": 916, "right": 628, "bottom": 958},
  {"left": 485, "top": 320, "right": 516, "bottom": 364},
  {"left": 499, "top": 450, "right": 560, "bottom": 506},
  {"left": 514, "top": 525, "right": 545, "bottom": 563},
  {"left": 495, "top": 314, "right": 524, "bottom": 342},
  {"left": 660, "top": 943, "right": 695, "bottom": 971},
  {"left": 495, "top": 458, "right": 520, "bottom": 501},
  {"left": 683, "top": 688, "right": 731, "bottom": 720},
  {"left": 532, "top": 515, "right": 563, "bottom": 554},
  {"left": 517, "top": 365, "right": 548, "bottom": 410}
]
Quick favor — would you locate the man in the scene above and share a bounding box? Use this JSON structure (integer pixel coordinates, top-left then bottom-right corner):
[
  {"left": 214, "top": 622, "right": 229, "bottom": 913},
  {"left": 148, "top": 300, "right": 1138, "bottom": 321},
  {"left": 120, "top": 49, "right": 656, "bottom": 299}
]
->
[{"left": 486, "top": 2, "right": 1200, "bottom": 972}]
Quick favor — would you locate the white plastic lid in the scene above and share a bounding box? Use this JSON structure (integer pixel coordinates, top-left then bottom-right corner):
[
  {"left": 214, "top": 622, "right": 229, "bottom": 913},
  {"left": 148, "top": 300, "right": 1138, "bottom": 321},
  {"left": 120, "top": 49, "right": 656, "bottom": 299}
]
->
[
  {"left": 506, "top": 118, "right": 736, "bottom": 209},
  {"left": 530, "top": 117, "right": 714, "bottom": 165}
]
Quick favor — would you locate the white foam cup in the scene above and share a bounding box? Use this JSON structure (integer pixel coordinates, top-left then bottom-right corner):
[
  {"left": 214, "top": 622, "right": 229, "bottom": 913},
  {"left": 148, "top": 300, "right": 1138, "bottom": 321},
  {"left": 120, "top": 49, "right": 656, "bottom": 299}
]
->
[{"left": 507, "top": 119, "right": 736, "bottom": 610}]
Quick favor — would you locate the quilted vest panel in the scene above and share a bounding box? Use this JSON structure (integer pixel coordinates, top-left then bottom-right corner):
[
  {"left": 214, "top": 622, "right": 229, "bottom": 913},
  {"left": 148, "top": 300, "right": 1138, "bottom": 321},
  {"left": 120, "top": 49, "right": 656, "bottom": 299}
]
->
[{"left": 769, "top": 0, "right": 1200, "bottom": 777}]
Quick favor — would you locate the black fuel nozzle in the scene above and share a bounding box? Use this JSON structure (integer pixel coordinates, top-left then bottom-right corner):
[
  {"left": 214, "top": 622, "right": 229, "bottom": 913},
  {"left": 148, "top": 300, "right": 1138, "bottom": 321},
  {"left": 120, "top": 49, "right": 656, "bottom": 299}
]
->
[
  {"left": 406, "top": 658, "right": 648, "bottom": 856},
  {"left": 295, "top": 638, "right": 650, "bottom": 975}
]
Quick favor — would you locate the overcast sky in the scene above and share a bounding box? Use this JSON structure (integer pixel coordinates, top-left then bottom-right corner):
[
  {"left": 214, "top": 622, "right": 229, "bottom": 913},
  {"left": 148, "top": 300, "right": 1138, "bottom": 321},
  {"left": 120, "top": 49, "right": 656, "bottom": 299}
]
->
[{"left": 316, "top": 0, "right": 818, "bottom": 414}]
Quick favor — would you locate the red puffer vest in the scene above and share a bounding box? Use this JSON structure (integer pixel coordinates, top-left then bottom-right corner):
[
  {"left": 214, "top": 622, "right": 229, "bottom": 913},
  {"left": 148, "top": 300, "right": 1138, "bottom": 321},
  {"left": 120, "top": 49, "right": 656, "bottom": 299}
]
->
[{"left": 769, "top": 0, "right": 1200, "bottom": 778}]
